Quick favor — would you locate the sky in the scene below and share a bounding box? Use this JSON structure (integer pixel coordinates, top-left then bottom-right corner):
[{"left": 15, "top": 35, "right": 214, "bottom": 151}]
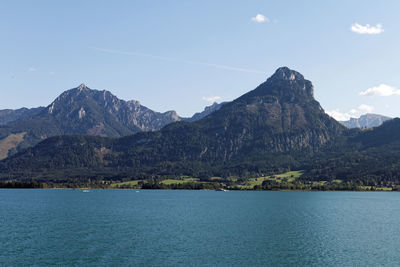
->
[{"left": 1, "top": 0, "right": 400, "bottom": 119}]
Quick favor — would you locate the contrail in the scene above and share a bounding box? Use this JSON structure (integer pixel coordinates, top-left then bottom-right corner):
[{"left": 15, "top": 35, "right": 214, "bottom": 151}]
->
[{"left": 92, "top": 47, "right": 265, "bottom": 74}]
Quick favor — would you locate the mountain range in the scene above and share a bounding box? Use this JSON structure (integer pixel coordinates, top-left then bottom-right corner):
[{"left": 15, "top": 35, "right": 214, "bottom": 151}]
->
[
  {"left": 1, "top": 67, "right": 399, "bottom": 188},
  {"left": 0, "top": 84, "right": 219, "bottom": 160},
  {"left": 340, "top": 114, "right": 392, "bottom": 129},
  {"left": 1, "top": 81, "right": 391, "bottom": 161}
]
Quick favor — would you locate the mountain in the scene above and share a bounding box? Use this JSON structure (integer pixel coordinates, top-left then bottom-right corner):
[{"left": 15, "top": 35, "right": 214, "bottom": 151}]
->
[
  {"left": 0, "top": 107, "right": 45, "bottom": 125},
  {"left": 351, "top": 118, "right": 400, "bottom": 147},
  {"left": 0, "top": 67, "right": 347, "bottom": 181},
  {"left": 185, "top": 102, "right": 227, "bottom": 122},
  {"left": 42, "top": 84, "right": 181, "bottom": 134},
  {"left": 0, "top": 84, "right": 181, "bottom": 159},
  {"left": 302, "top": 118, "right": 400, "bottom": 183},
  {"left": 340, "top": 113, "right": 392, "bottom": 128}
]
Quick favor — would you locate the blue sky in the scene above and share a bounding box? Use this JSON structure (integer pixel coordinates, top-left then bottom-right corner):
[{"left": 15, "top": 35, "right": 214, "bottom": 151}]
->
[{"left": 1, "top": 0, "right": 400, "bottom": 119}]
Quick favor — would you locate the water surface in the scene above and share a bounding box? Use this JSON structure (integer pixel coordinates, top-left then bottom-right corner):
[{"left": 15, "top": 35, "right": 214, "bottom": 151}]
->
[{"left": 1, "top": 190, "right": 399, "bottom": 266}]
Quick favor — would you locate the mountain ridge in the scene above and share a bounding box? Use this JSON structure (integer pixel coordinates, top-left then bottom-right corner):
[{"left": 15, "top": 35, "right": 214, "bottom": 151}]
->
[
  {"left": 0, "top": 83, "right": 267, "bottom": 159},
  {"left": 0, "top": 107, "right": 45, "bottom": 125},
  {"left": 0, "top": 67, "right": 350, "bottom": 181},
  {"left": 0, "top": 84, "right": 183, "bottom": 159},
  {"left": 340, "top": 113, "right": 392, "bottom": 129}
]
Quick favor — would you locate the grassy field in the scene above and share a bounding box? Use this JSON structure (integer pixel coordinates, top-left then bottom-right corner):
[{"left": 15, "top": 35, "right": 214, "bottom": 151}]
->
[
  {"left": 234, "top": 170, "right": 304, "bottom": 189},
  {"left": 107, "top": 171, "right": 395, "bottom": 191},
  {"left": 0, "top": 132, "right": 26, "bottom": 160},
  {"left": 110, "top": 177, "right": 202, "bottom": 188},
  {"left": 273, "top": 170, "right": 303, "bottom": 180},
  {"left": 110, "top": 180, "right": 144, "bottom": 188},
  {"left": 159, "top": 178, "right": 199, "bottom": 185}
]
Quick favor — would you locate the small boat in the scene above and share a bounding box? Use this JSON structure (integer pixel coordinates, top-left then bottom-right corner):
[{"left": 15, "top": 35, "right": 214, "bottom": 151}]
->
[
  {"left": 216, "top": 188, "right": 228, "bottom": 192},
  {"left": 82, "top": 189, "right": 90, "bottom": 193}
]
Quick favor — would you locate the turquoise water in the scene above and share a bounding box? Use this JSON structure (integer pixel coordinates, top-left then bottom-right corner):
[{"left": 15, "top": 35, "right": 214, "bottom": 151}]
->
[{"left": 1, "top": 190, "right": 400, "bottom": 266}]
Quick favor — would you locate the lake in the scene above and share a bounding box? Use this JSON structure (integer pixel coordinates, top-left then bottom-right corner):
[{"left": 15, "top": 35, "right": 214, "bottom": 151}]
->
[{"left": 1, "top": 190, "right": 400, "bottom": 266}]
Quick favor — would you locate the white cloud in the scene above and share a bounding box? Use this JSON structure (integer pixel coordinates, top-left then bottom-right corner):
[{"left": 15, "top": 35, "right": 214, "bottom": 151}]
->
[
  {"left": 28, "top": 67, "right": 36, "bottom": 72},
  {"left": 202, "top": 96, "right": 221, "bottom": 103},
  {"left": 326, "top": 110, "right": 352, "bottom": 121},
  {"left": 251, "top": 14, "right": 269, "bottom": 23},
  {"left": 327, "top": 104, "right": 375, "bottom": 121},
  {"left": 358, "top": 104, "right": 374, "bottom": 113},
  {"left": 351, "top": 23, "right": 384, "bottom": 35},
  {"left": 350, "top": 109, "right": 358, "bottom": 115},
  {"left": 359, "top": 84, "right": 400, "bottom": 96}
]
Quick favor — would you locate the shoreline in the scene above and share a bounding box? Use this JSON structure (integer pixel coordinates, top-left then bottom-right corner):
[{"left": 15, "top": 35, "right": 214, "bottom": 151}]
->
[{"left": 0, "top": 187, "right": 397, "bottom": 192}]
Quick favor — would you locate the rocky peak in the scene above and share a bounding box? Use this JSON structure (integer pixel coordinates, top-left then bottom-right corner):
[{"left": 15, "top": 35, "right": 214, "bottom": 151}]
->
[
  {"left": 163, "top": 110, "right": 180, "bottom": 120},
  {"left": 77, "top": 83, "right": 88, "bottom": 91},
  {"left": 48, "top": 84, "right": 92, "bottom": 111},
  {"left": 270, "top": 67, "right": 304, "bottom": 82},
  {"left": 243, "top": 67, "right": 315, "bottom": 102},
  {"left": 264, "top": 67, "right": 314, "bottom": 98}
]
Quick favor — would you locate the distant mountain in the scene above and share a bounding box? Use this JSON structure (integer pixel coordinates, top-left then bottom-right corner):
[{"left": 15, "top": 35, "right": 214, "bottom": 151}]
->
[
  {"left": 340, "top": 113, "right": 392, "bottom": 128},
  {"left": 0, "top": 107, "right": 45, "bottom": 125},
  {"left": 0, "top": 67, "right": 347, "bottom": 180},
  {"left": 0, "top": 84, "right": 181, "bottom": 159},
  {"left": 185, "top": 102, "right": 227, "bottom": 122}
]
